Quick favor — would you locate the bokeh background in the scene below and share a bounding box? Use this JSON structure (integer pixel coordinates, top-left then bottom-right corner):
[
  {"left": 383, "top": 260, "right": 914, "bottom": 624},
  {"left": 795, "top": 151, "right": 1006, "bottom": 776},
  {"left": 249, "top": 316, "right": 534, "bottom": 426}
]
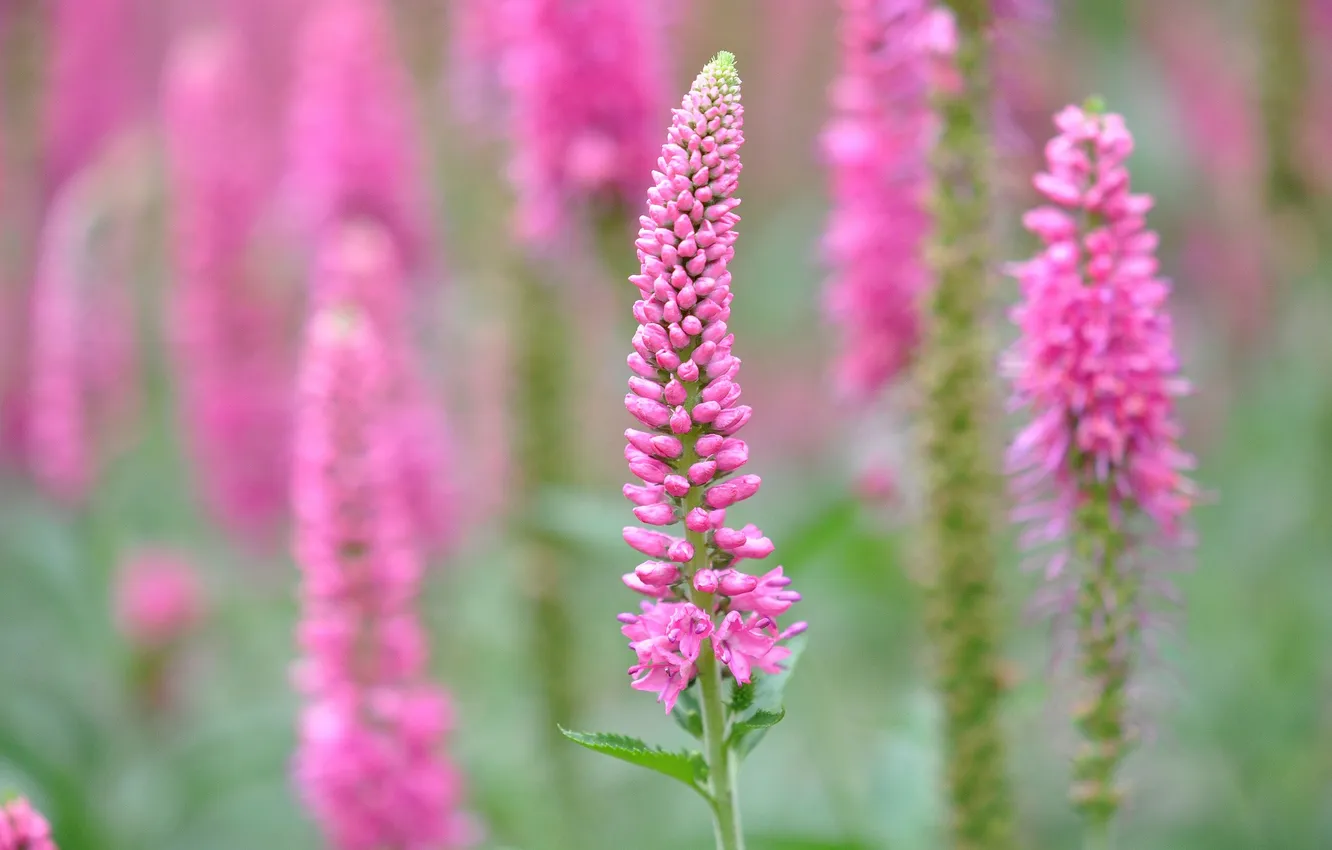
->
[{"left": 1, "top": 1, "right": 1330, "bottom": 849}]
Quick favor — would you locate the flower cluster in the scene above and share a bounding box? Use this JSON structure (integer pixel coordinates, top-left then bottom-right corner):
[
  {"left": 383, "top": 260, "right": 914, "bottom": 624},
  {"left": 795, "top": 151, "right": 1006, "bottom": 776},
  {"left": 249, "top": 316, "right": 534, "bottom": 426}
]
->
[
  {"left": 291, "top": 265, "right": 472, "bottom": 849},
  {"left": 288, "top": 0, "right": 429, "bottom": 265},
  {"left": 27, "top": 173, "right": 138, "bottom": 505},
  {"left": 164, "top": 29, "right": 294, "bottom": 540},
  {"left": 617, "top": 53, "right": 803, "bottom": 714},
  {"left": 822, "top": 0, "right": 954, "bottom": 398},
  {"left": 0, "top": 797, "right": 57, "bottom": 850},
  {"left": 1006, "top": 104, "right": 1195, "bottom": 561},
  {"left": 114, "top": 549, "right": 205, "bottom": 650},
  {"left": 499, "top": 0, "right": 666, "bottom": 246}
]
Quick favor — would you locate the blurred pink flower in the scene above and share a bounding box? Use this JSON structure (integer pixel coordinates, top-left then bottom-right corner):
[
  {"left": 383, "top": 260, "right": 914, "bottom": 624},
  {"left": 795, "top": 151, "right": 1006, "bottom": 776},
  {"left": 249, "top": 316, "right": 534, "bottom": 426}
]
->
[
  {"left": 617, "top": 54, "right": 803, "bottom": 711},
  {"left": 822, "top": 0, "right": 950, "bottom": 398},
  {"left": 45, "top": 0, "right": 134, "bottom": 191},
  {"left": 292, "top": 282, "right": 473, "bottom": 849},
  {"left": 312, "top": 221, "right": 457, "bottom": 555},
  {"left": 164, "top": 28, "right": 295, "bottom": 541},
  {"left": 0, "top": 797, "right": 57, "bottom": 850},
  {"left": 288, "top": 0, "right": 430, "bottom": 265},
  {"left": 1006, "top": 105, "right": 1195, "bottom": 563},
  {"left": 499, "top": 0, "right": 667, "bottom": 247},
  {"left": 115, "top": 550, "right": 205, "bottom": 649},
  {"left": 26, "top": 175, "right": 138, "bottom": 505}
]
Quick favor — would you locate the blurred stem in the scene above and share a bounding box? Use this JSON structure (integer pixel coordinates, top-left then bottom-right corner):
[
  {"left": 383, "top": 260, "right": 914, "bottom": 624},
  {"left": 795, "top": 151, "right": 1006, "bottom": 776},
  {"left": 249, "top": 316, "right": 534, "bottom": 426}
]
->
[
  {"left": 1071, "top": 483, "right": 1132, "bottom": 835},
  {"left": 921, "top": 3, "right": 1015, "bottom": 850},
  {"left": 1258, "top": 0, "right": 1309, "bottom": 211},
  {"left": 514, "top": 258, "right": 581, "bottom": 843},
  {"left": 681, "top": 384, "right": 745, "bottom": 850}
]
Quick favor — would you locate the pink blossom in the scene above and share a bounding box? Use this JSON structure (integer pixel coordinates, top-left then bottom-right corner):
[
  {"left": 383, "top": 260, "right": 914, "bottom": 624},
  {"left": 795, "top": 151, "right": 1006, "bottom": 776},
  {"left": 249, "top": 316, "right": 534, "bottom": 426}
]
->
[
  {"left": 288, "top": 0, "right": 430, "bottom": 265},
  {"left": 727, "top": 567, "right": 801, "bottom": 619},
  {"left": 313, "top": 220, "right": 457, "bottom": 556},
  {"left": 164, "top": 28, "right": 295, "bottom": 540},
  {"left": 292, "top": 293, "right": 474, "bottom": 850},
  {"left": 0, "top": 797, "right": 57, "bottom": 850},
  {"left": 26, "top": 174, "right": 138, "bottom": 505},
  {"left": 114, "top": 549, "right": 205, "bottom": 649},
  {"left": 713, "top": 611, "right": 782, "bottom": 684},
  {"left": 616, "top": 54, "right": 803, "bottom": 711},
  {"left": 822, "top": 0, "right": 950, "bottom": 398},
  {"left": 45, "top": 0, "right": 133, "bottom": 190},
  {"left": 498, "top": 0, "right": 667, "bottom": 246},
  {"left": 1007, "top": 105, "right": 1195, "bottom": 560},
  {"left": 621, "top": 601, "right": 712, "bottom": 712}
]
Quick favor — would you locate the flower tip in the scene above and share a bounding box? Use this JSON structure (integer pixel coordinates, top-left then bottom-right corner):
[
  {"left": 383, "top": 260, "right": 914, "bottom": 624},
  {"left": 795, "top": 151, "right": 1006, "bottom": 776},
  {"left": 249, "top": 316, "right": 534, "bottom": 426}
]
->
[
  {"left": 1082, "top": 94, "right": 1107, "bottom": 115},
  {"left": 704, "top": 50, "right": 740, "bottom": 84}
]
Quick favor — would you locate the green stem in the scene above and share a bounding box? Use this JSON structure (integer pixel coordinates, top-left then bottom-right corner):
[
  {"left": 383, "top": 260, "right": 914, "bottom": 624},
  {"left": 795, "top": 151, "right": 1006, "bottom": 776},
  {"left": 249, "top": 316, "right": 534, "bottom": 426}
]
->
[
  {"left": 1258, "top": 0, "right": 1310, "bottom": 211},
  {"left": 680, "top": 396, "right": 745, "bottom": 850},
  {"left": 922, "top": 4, "right": 1015, "bottom": 850},
  {"left": 1071, "top": 485, "right": 1132, "bottom": 834},
  {"left": 514, "top": 258, "right": 581, "bottom": 840}
]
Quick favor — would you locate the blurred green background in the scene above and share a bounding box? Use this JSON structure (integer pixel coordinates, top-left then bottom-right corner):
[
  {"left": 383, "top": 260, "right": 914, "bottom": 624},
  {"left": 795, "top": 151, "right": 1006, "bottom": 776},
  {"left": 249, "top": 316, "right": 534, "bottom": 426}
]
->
[{"left": 2, "top": 1, "right": 1331, "bottom": 849}]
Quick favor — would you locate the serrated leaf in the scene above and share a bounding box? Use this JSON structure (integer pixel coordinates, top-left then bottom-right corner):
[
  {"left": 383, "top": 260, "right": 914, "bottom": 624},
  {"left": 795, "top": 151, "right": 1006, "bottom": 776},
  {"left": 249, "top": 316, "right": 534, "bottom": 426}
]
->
[
  {"left": 670, "top": 685, "right": 704, "bottom": 739},
  {"left": 559, "top": 728, "right": 709, "bottom": 795},
  {"left": 733, "top": 708, "right": 785, "bottom": 732},
  {"left": 729, "top": 635, "right": 806, "bottom": 758}
]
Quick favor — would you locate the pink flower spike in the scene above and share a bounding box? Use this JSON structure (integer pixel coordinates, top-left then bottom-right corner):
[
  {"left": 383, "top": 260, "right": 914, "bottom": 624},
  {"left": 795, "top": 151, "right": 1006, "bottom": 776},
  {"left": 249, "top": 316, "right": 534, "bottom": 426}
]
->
[
  {"left": 1007, "top": 104, "right": 1195, "bottom": 561},
  {"left": 292, "top": 299, "right": 472, "bottom": 850},
  {"left": 288, "top": 0, "right": 430, "bottom": 264},
  {"left": 0, "top": 797, "right": 57, "bottom": 850},
  {"left": 821, "top": 0, "right": 941, "bottom": 397}
]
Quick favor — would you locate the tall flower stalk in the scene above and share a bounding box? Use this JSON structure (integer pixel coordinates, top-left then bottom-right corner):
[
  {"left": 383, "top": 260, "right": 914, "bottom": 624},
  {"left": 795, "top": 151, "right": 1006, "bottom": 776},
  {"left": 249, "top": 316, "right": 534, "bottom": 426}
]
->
[
  {"left": 822, "top": 0, "right": 951, "bottom": 400},
  {"left": 1007, "top": 103, "right": 1195, "bottom": 848},
  {"left": 289, "top": 0, "right": 455, "bottom": 554},
  {"left": 563, "top": 53, "right": 806, "bottom": 850},
  {"left": 164, "top": 29, "right": 293, "bottom": 541},
  {"left": 291, "top": 226, "right": 473, "bottom": 849},
  {"left": 920, "top": 2, "right": 1015, "bottom": 849}
]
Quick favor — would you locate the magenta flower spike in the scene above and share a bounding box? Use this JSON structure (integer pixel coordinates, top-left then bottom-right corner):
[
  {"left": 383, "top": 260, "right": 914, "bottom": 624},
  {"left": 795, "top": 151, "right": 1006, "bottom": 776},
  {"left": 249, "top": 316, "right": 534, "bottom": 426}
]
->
[
  {"left": 1007, "top": 102, "right": 1196, "bottom": 834},
  {"left": 0, "top": 797, "right": 58, "bottom": 850},
  {"left": 291, "top": 260, "right": 475, "bottom": 849},
  {"left": 45, "top": 0, "right": 133, "bottom": 191},
  {"left": 563, "top": 53, "right": 804, "bottom": 850},
  {"left": 499, "top": 0, "right": 667, "bottom": 246},
  {"left": 26, "top": 171, "right": 138, "bottom": 506},
  {"left": 822, "top": 0, "right": 954, "bottom": 398},
  {"left": 288, "top": 0, "right": 429, "bottom": 265},
  {"left": 164, "top": 29, "right": 295, "bottom": 541}
]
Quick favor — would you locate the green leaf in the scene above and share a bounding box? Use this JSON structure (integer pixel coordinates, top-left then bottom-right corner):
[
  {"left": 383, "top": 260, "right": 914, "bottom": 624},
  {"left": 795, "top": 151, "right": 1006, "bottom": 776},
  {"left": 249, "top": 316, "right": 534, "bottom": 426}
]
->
[
  {"left": 671, "top": 685, "right": 704, "bottom": 740},
  {"left": 729, "top": 635, "right": 807, "bottom": 758},
  {"left": 733, "top": 708, "right": 785, "bottom": 732},
  {"left": 559, "top": 728, "right": 709, "bottom": 795}
]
